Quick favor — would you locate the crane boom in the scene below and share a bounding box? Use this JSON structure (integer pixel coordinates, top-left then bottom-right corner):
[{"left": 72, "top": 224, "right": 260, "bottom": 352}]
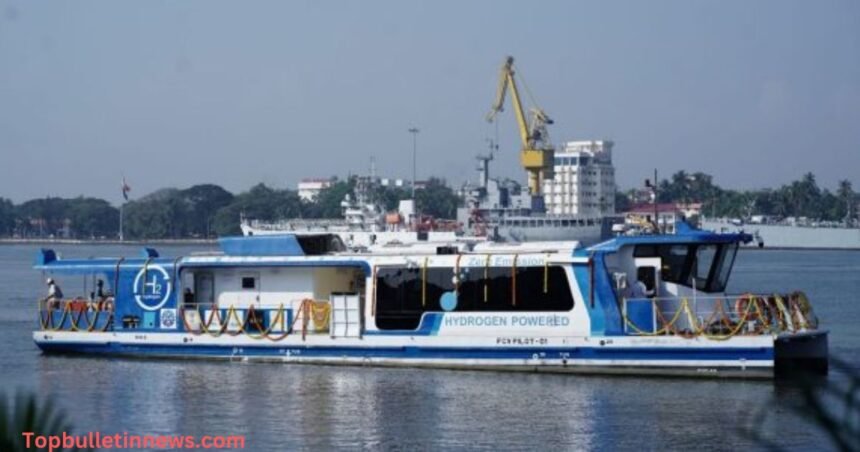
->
[
  {"left": 486, "top": 56, "right": 554, "bottom": 197},
  {"left": 487, "top": 57, "right": 531, "bottom": 148}
]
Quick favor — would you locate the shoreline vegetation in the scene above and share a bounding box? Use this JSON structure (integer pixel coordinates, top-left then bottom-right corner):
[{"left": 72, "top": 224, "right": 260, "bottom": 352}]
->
[
  {"left": 0, "top": 171, "right": 856, "bottom": 241},
  {"left": 0, "top": 177, "right": 459, "bottom": 242}
]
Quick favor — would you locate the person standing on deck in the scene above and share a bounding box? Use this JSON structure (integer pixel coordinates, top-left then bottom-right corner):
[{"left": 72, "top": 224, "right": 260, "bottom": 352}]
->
[
  {"left": 630, "top": 278, "right": 654, "bottom": 299},
  {"left": 95, "top": 279, "right": 106, "bottom": 300},
  {"left": 45, "top": 278, "right": 64, "bottom": 309}
]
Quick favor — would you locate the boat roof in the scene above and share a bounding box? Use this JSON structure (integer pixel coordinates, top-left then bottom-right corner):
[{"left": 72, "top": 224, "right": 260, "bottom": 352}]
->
[
  {"left": 583, "top": 221, "right": 752, "bottom": 254},
  {"left": 34, "top": 223, "right": 751, "bottom": 273},
  {"left": 32, "top": 234, "right": 579, "bottom": 274},
  {"left": 33, "top": 247, "right": 179, "bottom": 274}
]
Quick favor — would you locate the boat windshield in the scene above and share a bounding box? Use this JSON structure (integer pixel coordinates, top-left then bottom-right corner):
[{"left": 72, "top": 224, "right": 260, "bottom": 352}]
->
[{"left": 633, "top": 242, "right": 739, "bottom": 293}]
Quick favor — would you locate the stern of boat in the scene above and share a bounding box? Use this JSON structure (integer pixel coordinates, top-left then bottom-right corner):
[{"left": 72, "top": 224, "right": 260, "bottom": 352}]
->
[{"left": 774, "top": 330, "right": 829, "bottom": 376}]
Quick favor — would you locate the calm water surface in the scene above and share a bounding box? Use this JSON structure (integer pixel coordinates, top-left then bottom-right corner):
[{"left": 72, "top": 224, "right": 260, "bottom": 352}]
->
[{"left": 0, "top": 244, "right": 858, "bottom": 450}]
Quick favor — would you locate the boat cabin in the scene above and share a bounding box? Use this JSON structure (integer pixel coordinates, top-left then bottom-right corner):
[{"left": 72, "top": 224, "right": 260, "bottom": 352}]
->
[{"left": 32, "top": 226, "right": 818, "bottom": 343}]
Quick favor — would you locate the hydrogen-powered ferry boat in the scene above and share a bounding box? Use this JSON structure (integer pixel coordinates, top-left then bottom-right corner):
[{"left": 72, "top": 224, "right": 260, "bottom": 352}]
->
[{"left": 32, "top": 223, "right": 827, "bottom": 378}]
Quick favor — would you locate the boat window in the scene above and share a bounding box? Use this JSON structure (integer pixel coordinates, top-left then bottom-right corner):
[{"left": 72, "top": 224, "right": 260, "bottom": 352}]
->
[
  {"left": 459, "top": 266, "right": 573, "bottom": 312},
  {"left": 193, "top": 272, "right": 215, "bottom": 306},
  {"left": 632, "top": 243, "right": 738, "bottom": 293},
  {"left": 241, "top": 276, "right": 256, "bottom": 290},
  {"left": 297, "top": 234, "right": 346, "bottom": 254},
  {"left": 375, "top": 267, "right": 447, "bottom": 330},
  {"left": 659, "top": 245, "right": 691, "bottom": 284},
  {"left": 375, "top": 266, "right": 574, "bottom": 330},
  {"left": 711, "top": 243, "right": 738, "bottom": 292},
  {"left": 633, "top": 245, "right": 658, "bottom": 257},
  {"left": 633, "top": 244, "right": 693, "bottom": 284},
  {"left": 693, "top": 244, "right": 718, "bottom": 289}
]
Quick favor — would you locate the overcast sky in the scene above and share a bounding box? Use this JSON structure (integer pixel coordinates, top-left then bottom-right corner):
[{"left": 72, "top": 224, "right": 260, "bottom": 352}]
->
[{"left": 0, "top": 0, "right": 858, "bottom": 204}]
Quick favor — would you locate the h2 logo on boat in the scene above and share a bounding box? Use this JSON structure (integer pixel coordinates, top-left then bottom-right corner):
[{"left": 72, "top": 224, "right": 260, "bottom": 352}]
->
[{"left": 133, "top": 265, "right": 172, "bottom": 311}]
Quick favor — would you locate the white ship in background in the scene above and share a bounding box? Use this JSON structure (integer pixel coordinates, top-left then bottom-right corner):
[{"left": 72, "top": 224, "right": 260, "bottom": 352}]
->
[
  {"left": 240, "top": 176, "right": 460, "bottom": 249},
  {"left": 457, "top": 140, "right": 617, "bottom": 244},
  {"left": 701, "top": 216, "right": 860, "bottom": 250}
]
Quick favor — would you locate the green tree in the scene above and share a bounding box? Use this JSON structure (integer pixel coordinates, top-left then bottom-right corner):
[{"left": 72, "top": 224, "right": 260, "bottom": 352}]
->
[
  {"left": 415, "top": 178, "right": 460, "bottom": 219},
  {"left": 656, "top": 179, "right": 673, "bottom": 203},
  {"left": 788, "top": 172, "right": 822, "bottom": 218},
  {"left": 179, "top": 184, "right": 234, "bottom": 238},
  {"left": 123, "top": 185, "right": 236, "bottom": 239},
  {"left": 16, "top": 198, "right": 69, "bottom": 237},
  {"left": 0, "top": 198, "right": 14, "bottom": 236},
  {"left": 212, "top": 184, "right": 303, "bottom": 236},
  {"left": 747, "top": 189, "right": 777, "bottom": 216},
  {"left": 123, "top": 189, "right": 182, "bottom": 239},
  {"left": 658, "top": 171, "right": 722, "bottom": 206},
  {"left": 65, "top": 197, "right": 118, "bottom": 239},
  {"left": 13, "top": 197, "right": 120, "bottom": 238},
  {"left": 836, "top": 179, "right": 855, "bottom": 222},
  {"left": 374, "top": 185, "right": 412, "bottom": 212},
  {"left": 305, "top": 178, "right": 354, "bottom": 219},
  {"left": 669, "top": 170, "right": 691, "bottom": 202},
  {"left": 641, "top": 170, "right": 860, "bottom": 222},
  {"left": 614, "top": 191, "right": 632, "bottom": 213},
  {"left": 714, "top": 190, "right": 753, "bottom": 218}
]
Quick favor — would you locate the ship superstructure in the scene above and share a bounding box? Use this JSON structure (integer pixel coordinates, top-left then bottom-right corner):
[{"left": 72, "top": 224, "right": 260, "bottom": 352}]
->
[{"left": 457, "top": 140, "right": 615, "bottom": 244}]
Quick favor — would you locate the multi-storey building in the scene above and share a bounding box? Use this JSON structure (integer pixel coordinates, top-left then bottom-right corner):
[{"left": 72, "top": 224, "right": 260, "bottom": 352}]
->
[{"left": 543, "top": 140, "right": 616, "bottom": 216}]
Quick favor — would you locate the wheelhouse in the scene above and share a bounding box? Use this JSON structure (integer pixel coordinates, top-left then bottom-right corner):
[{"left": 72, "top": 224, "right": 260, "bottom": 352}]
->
[{"left": 631, "top": 241, "right": 739, "bottom": 293}]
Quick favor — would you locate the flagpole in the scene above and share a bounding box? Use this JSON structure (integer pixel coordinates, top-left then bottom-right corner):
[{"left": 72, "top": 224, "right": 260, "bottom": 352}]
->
[
  {"left": 119, "top": 174, "right": 129, "bottom": 242},
  {"left": 119, "top": 202, "right": 124, "bottom": 242}
]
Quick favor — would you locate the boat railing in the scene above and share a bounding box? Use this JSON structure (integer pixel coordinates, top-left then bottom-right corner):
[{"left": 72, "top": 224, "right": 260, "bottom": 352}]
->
[
  {"left": 621, "top": 292, "right": 818, "bottom": 339},
  {"left": 36, "top": 295, "right": 333, "bottom": 342},
  {"left": 246, "top": 218, "right": 375, "bottom": 232},
  {"left": 179, "top": 298, "right": 331, "bottom": 341},
  {"left": 37, "top": 297, "right": 115, "bottom": 332}
]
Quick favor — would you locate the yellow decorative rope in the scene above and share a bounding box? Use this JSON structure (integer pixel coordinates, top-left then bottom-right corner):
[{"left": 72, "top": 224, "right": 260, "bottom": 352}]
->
[
  {"left": 422, "top": 257, "right": 429, "bottom": 307},
  {"left": 454, "top": 254, "right": 462, "bottom": 294},
  {"left": 511, "top": 254, "right": 518, "bottom": 307},
  {"left": 484, "top": 255, "right": 491, "bottom": 303},
  {"left": 543, "top": 254, "right": 550, "bottom": 294}
]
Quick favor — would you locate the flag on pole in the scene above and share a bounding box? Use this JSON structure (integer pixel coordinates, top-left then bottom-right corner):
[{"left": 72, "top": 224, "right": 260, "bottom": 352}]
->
[{"left": 121, "top": 177, "right": 131, "bottom": 201}]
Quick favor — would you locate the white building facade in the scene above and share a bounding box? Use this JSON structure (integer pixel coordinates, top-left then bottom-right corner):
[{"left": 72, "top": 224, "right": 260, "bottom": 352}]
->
[
  {"left": 297, "top": 178, "right": 334, "bottom": 202},
  {"left": 543, "top": 140, "right": 616, "bottom": 216}
]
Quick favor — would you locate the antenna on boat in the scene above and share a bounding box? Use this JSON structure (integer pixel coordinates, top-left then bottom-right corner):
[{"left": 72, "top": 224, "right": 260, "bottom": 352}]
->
[{"left": 645, "top": 169, "right": 660, "bottom": 234}]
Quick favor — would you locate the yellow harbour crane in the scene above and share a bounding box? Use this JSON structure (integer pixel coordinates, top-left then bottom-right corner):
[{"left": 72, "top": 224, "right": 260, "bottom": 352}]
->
[{"left": 486, "top": 56, "right": 555, "bottom": 197}]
